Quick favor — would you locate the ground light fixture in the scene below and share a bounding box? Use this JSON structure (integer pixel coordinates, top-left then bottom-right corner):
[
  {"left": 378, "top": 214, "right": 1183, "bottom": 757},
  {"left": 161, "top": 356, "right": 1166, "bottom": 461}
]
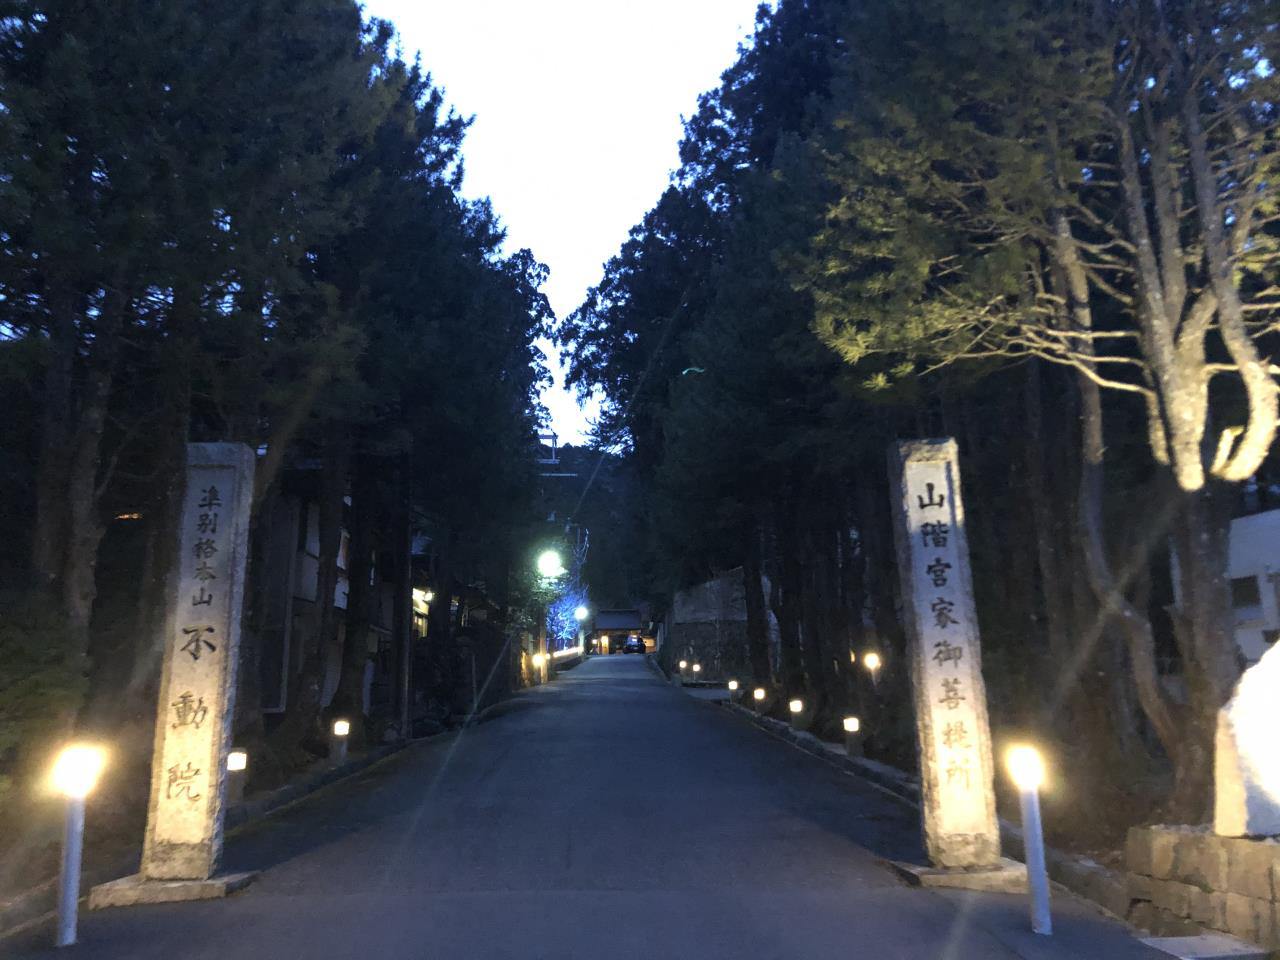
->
[
  {"left": 863, "top": 651, "right": 882, "bottom": 673},
  {"left": 678, "top": 659, "right": 688, "bottom": 670},
  {"left": 50, "top": 744, "right": 107, "bottom": 947},
  {"left": 727, "top": 680, "right": 739, "bottom": 692},
  {"left": 843, "top": 716, "right": 863, "bottom": 757},
  {"left": 1006, "top": 744, "right": 1052, "bottom": 936},
  {"left": 788, "top": 698, "right": 803, "bottom": 714},
  {"left": 227, "top": 749, "right": 248, "bottom": 803},
  {"left": 752, "top": 687, "right": 766, "bottom": 702},
  {"left": 691, "top": 663, "right": 702, "bottom": 674},
  {"left": 330, "top": 719, "right": 350, "bottom": 764}
]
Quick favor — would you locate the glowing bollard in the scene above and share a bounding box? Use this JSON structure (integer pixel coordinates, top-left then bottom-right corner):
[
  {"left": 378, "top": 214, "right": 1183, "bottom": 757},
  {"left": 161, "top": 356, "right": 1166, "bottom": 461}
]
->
[
  {"left": 843, "top": 716, "right": 863, "bottom": 757},
  {"left": 691, "top": 663, "right": 702, "bottom": 681},
  {"left": 752, "top": 687, "right": 767, "bottom": 711},
  {"left": 226, "top": 749, "right": 248, "bottom": 803},
  {"left": 330, "top": 719, "right": 350, "bottom": 765},
  {"left": 727, "top": 679, "right": 740, "bottom": 702},
  {"left": 788, "top": 698, "right": 805, "bottom": 731},
  {"left": 51, "top": 744, "right": 107, "bottom": 947},
  {"left": 1007, "top": 745, "right": 1052, "bottom": 936}
]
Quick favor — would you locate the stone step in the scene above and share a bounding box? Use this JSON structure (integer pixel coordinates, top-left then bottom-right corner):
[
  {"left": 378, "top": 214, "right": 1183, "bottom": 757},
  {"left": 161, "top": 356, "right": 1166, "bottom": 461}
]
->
[{"left": 1141, "top": 933, "right": 1271, "bottom": 959}]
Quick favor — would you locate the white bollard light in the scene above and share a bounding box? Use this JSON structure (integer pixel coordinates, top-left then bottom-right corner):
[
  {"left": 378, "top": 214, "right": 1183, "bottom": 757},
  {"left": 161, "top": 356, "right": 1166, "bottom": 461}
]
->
[
  {"left": 227, "top": 749, "right": 248, "bottom": 803},
  {"left": 788, "top": 698, "right": 805, "bottom": 730},
  {"left": 843, "top": 716, "right": 863, "bottom": 757},
  {"left": 752, "top": 687, "right": 767, "bottom": 710},
  {"left": 50, "top": 744, "right": 107, "bottom": 947},
  {"left": 330, "top": 719, "right": 350, "bottom": 764},
  {"left": 727, "top": 679, "right": 740, "bottom": 701},
  {"left": 691, "top": 663, "right": 702, "bottom": 677},
  {"left": 1007, "top": 745, "right": 1052, "bottom": 936}
]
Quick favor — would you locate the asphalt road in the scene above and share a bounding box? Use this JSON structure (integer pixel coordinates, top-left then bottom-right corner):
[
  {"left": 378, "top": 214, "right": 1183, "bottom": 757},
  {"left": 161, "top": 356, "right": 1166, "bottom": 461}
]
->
[{"left": 9, "top": 655, "right": 1169, "bottom": 959}]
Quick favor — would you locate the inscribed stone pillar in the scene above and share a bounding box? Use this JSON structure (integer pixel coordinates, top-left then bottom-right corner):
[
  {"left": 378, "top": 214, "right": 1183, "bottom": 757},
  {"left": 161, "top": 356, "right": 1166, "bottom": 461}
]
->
[
  {"left": 141, "top": 443, "right": 255, "bottom": 880},
  {"left": 890, "top": 438, "right": 1001, "bottom": 869}
]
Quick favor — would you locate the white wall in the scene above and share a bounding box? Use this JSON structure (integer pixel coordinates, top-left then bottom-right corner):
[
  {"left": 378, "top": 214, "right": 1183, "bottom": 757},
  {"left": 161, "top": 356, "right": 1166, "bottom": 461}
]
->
[{"left": 1228, "top": 509, "right": 1280, "bottom": 663}]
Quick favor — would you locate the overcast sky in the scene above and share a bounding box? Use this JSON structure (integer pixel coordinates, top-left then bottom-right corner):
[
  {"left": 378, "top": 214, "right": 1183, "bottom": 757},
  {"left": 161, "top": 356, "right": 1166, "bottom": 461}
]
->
[{"left": 361, "top": 0, "right": 762, "bottom": 443}]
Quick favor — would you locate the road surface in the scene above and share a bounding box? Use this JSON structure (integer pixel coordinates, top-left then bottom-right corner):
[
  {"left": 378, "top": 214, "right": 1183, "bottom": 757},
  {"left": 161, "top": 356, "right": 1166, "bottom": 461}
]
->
[{"left": 10, "top": 655, "right": 1168, "bottom": 959}]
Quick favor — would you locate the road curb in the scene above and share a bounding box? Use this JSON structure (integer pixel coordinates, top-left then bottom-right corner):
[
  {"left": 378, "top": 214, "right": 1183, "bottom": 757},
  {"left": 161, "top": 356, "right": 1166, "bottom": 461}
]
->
[
  {"left": 0, "top": 740, "right": 410, "bottom": 943},
  {"left": 719, "top": 701, "right": 1135, "bottom": 924}
]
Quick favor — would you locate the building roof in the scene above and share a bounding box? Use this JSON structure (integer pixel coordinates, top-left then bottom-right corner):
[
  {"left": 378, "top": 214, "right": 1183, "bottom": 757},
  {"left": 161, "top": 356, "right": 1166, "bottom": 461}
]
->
[{"left": 594, "top": 609, "right": 643, "bottom": 631}]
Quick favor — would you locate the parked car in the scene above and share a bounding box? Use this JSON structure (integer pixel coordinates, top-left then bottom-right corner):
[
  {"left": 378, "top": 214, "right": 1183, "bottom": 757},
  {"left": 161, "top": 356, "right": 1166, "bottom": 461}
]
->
[{"left": 623, "top": 636, "right": 645, "bottom": 654}]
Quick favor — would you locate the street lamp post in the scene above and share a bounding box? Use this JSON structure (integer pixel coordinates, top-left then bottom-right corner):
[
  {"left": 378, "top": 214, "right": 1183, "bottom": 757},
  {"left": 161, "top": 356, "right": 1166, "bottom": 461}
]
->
[
  {"left": 535, "top": 549, "right": 564, "bottom": 682},
  {"left": 50, "top": 744, "right": 107, "bottom": 948},
  {"left": 1007, "top": 745, "right": 1052, "bottom": 936}
]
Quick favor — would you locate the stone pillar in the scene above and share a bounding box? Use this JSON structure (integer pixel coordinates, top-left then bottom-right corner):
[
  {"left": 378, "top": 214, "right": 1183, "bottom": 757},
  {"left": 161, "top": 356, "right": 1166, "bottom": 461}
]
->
[
  {"left": 890, "top": 439, "right": 1001, "bottom": 871},
  {"left": 91, "top": 444, "right": 257, "bottom": 909},
  {"left": 143, "top": 443, "right": 254, "bottom": 879}
]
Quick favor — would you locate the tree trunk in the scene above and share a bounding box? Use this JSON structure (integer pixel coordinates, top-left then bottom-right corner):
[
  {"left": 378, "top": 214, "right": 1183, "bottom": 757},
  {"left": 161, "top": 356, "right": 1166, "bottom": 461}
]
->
[
  {"left": 333, "top": 448, "right": 377, "bottom": 742},
  {"left": 1167, "top": 482, "right": 1239, "bottom": 821},
  {"left": 390, "top": 462, "right": 414, "bottom": 738},
  {"left": 270, "top": 430, "right": 350, "bottom": 760},
  {"left": 742, "top": 519, "right": 772, "bottom": 684},
  {"left": 31, "top": 283, "right": 77, "bottom": 592},
  {"left": 1024, "top": 363, "right": 1073, "bottom": 702},
  {"left": 769, "top": 498, "right": 804, "bottom": 695}
]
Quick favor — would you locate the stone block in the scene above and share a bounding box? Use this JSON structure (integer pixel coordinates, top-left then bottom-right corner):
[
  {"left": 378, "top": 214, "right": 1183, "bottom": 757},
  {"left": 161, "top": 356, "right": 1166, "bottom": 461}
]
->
[
  {"left": 1149, "top": 905, "right": 1208, "bottom": 938},
  {"left": 1153, "top": 879, "right": 1198, "bottom": 918},
  {"left": 1215, "top": 643, "right": 1280, "bottom": 838},
  {"left": 1225, "top": 838, "right": 1280, "bottom": 901},
  {"left": 1188, "top": 887, "right": 1228, "bottom": 928},
  {"left": 1153, "top": 827, "right": 1188, "bottom": 880},
  {"left": 1172, "top": 831, "right": 1230, "bottom": 892},
  {"left": 1223, "top": 893, "right": 1276, "bottom": 947},
  {"left": 1128, "top": 827, "right": 1156, "bottom": 876},
  {"left": 89, "top": 872, "right": 256, "bottom": 909},
  {"left": 887, "top": 857, "right": 1027, "bottom": 893},
  {"left": 1129, "top": 900, "right": 1158, "bottom": 930},
  {"left": 1130, "top": 872, "right": 1155, "bottom": 902}
]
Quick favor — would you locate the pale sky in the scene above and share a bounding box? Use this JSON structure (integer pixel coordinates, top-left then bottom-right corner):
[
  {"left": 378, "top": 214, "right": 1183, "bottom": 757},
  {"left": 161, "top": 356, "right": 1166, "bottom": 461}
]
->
[{"left": 361, "top": 0, "right": 763, "bottom": 443}]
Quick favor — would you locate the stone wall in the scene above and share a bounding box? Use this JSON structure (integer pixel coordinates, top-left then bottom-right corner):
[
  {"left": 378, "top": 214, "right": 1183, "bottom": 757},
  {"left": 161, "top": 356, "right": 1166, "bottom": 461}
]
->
[
  {"left": 669, "top": 569, "right": 779, "bottom": 680},
  {"left": 666, "top": 620, "right": 752, "bottom": 680},
  {"left": 1126, "top": 825, "right": 1280, "bottom": 948}
]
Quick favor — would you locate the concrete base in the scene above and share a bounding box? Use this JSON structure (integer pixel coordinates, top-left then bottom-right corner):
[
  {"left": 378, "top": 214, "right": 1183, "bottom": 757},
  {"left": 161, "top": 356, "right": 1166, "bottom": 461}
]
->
[
  {"left": 1141, "top": 934, "right": 1271, "bottom": 959},
  {"left": 89, "top": 872, "right": 257, "bottom": 910},
  {"left": 888, "top": 857, "right": 1028, "bottom": 894}
]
